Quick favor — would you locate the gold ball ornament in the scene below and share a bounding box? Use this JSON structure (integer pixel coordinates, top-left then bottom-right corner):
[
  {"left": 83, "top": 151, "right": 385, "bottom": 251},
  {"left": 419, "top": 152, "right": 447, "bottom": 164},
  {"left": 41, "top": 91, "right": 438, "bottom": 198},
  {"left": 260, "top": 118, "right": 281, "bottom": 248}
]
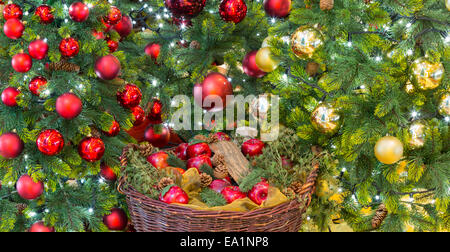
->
[
  {"left": 411, "top": 58, "right": 445, "bottom": 90},
  {"left": 438, "top": 93, "right": 450, "bottom": 116},
  {"left": 374, "top": 136, "right": 404, "bottom": 165},
  {"left": 291, "top": 26, "right": 324, "bottom": 59},
  {"left": 311, "top": 103, "right": 342, "bottom": 134},
  {"left": 408, "top": 121, "right": 427, "bottom": 149},
  {"left": 255, "top": 47, "right": 280, "bottom": 73}
]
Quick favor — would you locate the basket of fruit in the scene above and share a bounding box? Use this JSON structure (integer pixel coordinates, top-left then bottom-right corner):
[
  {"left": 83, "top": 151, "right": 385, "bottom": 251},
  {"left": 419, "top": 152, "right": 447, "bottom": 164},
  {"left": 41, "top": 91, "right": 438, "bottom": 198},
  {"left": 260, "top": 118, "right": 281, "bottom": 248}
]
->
[{"left": 118, "top": 128, "right": 322, "bottom": 232}]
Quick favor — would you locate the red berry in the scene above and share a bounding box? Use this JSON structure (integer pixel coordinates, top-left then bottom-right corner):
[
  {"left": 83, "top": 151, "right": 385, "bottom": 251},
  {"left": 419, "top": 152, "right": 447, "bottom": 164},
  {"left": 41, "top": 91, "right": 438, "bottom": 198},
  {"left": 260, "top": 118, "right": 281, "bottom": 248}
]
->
[
  {"left": 56, "top": 93, "right": 82, "bottom": 119},
  {"left": 28, "top": 39, "right": 49, "bottom": 60},
  {"left": 100, "top": 163, "right": 117, "bottom": 181},
  {"left": 69, "top": 2, "right": 89, "bottom": 22},
  {"left": 248, "top": 179, "right": 269, "bottom": 205},
  {"left": 11, "top": 53, "right": 32, "bottom": 73},
  {"left": 29, "top": 221, "right": 54, "bottom": 232},
  {"left": 187, "top": 142, "right": 212, "bottom": 158},
  {"left": 0, "top": 132, "right": 24, "bottom": 159},
  {"left": 3, "top": 18, "right": 24, "bottom": 39},
  {"left": 147, "top": 151, "right": 169, "bottom": 169},
  {"left": 159, "top": 185, "right": 189, "bottom": 204},
  {"left": 2, "top": 87, "right": 20, "bottom": 107},
  {"left": 36, "top": 129, "right": 64, "bottom": 156},
  {"left": 103, "top": 208, "right": 128, "bottom": 231},
  {"left": 221, "top": 186, "right": 246, "bottom": 204},
  {"left": 16, "top": 175, "right": 44, "bottom": 200},
  {"left": 242, "top": 139, "right": 265, "bottom": 157},
  {"left": 29, "top": 76, "right": 47, "bottom": 96}
]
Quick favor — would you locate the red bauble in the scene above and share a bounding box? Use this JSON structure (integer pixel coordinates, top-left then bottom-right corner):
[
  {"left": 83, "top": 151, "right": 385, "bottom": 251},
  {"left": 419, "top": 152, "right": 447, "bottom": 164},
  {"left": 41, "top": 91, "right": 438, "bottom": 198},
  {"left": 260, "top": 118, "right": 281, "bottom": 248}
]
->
[
  {"left": 116, "top": 84, "right": 142, "bottom": 108},
  {"left": 209, "top": 179, "right": 231, "bottom": 193},
  {"left": 144, "top": 124, "right": 170, "bottom": 148},
  {"left": 36, "top": 129, "right": 64, "bottom": 156},
  {"left": 248, "top": 179, "right": 269, "bottom": 205},
  {"left": 144, "top": 43, "right": 161, "bottom": 61},
  {"left": 35, "top": 5, "right": 54, "bottom": 24},
  {"left": 106, "top": 38, "right": 119, "bottom": 53},
  {"left": 113, "top": 15, "right": 133, "bottom": 38},
  {"left": 3, "top": 18, "right": 24, "bottom": 39},
  {"left": 2, "top": 87, "right": 20, "bottom": 107},
  {"left": 29, "top": 221, "right": 54, "bottom": 232},
  {"left": 78, "top": 137, "right": 105, "bottom": 162},
  {"left": 28, "top": 39, "right": 49, "bottom": 60},
  {"left": 131, "top": 105, "right": 145, "bottom": 126},
  {"left": 175, "top": 143, "right": 189, "bottom": 160},
  {"left": 242, "top": 139, "right": 265, "bottom": 157},
  {"left": 11, "top": 53, "right": 32, "bottom": 73},
  {"left": 3, "top": 4, "right": 22, "bottom": 20},
  {"left": 104, "top": 120, "right": 120, "bottom": 137},
  {"left": 148, "top": 99, "right": 163, "bottom": 124},
  {"left": 165, "top": 0, "right": 206, "bottom": 18},
  {"left": 16, "top": 175, "right": 44, "bottom": 200},
  {"left": 56, "top": 93, "right": 82, "bottom": 119},
  {"left": 172, "top": 17, "right": 192, "bottom": 27},
  {"left": 263, "top": 0, "right": 291, "bottom": 18},
  {"left": 92, "top": 30, "right": 105, "bottom": 40},
  {"left": 159, "top": 185, "right": 189, "bottom": 204},
  {"left": 95, "top": 55, "right": 121, "bottom": 80},
  {"left": 219, "top": 0, "right": 247, "bottom": 24},
  {"left": 103, "top": 6, "right": 122, "bottom": 25},
  {"left": 69, "top": 2, "right": 89, "bottom": 22},
  {"left": 243, "top": 50, "right": 266, "bottom": 78},
  {"left": 0, "top": 132, "right": 23, "bottom": 159},
  {"left": 100, "top": 163, "right": 117, "bottom": 181},
  {"left": 29, "top": 76, "right": 47, "bottom": 96},
  {"left": 221, "top": 186, "right": 246, "bottom": 204},
  {"left": 193, "top": 72, "right": 233, "bottom": 112},
  {"left": 59, "top": 37, "right": 79, "bottom": 58},
  {"left": 147, "top": 151, "right": 169, "bottom": 169},
  {"left": 187, "top": 142, "right": 212, "bottom": 158},
  {"left": 186, "top": 155, "right": 212, "bottom": 172},
  {"left": 103, "top": 208, "right": 128, "bottom": 231}
]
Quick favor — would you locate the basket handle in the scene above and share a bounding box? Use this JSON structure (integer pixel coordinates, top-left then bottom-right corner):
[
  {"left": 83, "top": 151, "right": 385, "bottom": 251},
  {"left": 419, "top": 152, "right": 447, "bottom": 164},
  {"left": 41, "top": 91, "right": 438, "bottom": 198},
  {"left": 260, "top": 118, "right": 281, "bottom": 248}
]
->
[{"left": 298, "top": 162, "right": 320, "bottom": 208}]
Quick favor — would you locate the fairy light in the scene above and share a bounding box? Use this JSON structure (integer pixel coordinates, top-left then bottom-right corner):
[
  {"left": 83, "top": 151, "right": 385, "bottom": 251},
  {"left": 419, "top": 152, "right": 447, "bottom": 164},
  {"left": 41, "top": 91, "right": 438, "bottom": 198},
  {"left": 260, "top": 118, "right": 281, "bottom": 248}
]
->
[
  {"left": 411, "top": 110, "right": 419, "bottom": 118},
  {"left": 375, "top": 195, "right": 380, "bottom": 201},
  {"left": 407, "top": 49, "right": 413, "bottom": 56},
  {"left": 375, "top": 56, "right": 382, "bottom": 62},
  {"left": 88, "top": 208, "right": 94, "bottom": 213},
  {"left": 341, "top": 167, "right": 347, "bottom": 172},
  {"left": 445, "top": 116, "right": 449, "bottom": 122},
  {"left": 152, "top": 80, "right": 158, "bottom": 87},
  {"left": 347, "top": 41, "right": 353, "bottom": 47}
]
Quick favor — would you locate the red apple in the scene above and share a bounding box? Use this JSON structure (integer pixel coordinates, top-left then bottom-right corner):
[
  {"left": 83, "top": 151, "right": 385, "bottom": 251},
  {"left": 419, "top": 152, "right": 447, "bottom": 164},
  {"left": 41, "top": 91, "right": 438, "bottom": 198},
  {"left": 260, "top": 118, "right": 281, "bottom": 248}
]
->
[
  {"left": 186, "top": 155, "right": 212, "bottom": 172},
  {"left": 187, "top": 142, "right": 212, "bottom": 158},
  {"left": 175, "top": 143, "right": 189, "bottom": 160},
  {"left": 147, "top": 151, "right": 168, "bottom": 169},
  {"left": 221, "top": 186, "right": 246, "bottom": 204},
  {"left": 214, "top": 132, "right": 231, "bottom": 141},
  {"left": 159, "top": 185, "right": 189, "bottom": 204},
  {"left": 209, "top": 179, "right": 231, "bottom": 193},
  {"left": 248, "top": 179, "right": 269, "bottom": 205},
  {"left": 241, "top": 139, "right": 265, "bottom": 157}
]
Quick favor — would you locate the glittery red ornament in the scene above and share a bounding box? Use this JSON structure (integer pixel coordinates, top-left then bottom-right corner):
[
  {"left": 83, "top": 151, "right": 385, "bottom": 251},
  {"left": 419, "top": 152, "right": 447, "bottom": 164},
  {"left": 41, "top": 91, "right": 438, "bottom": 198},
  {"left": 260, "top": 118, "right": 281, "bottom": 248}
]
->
[
  {"left": 69, "top": 2, "right": 89, "bottom": 22},
  {"left": 145, "top": 43, "right": 161, "bottom": 61},
  {"left": 56, "top": 93, "right": 83, "bottom": 119},
  {"left": 171, "top": 17, "right": 192, "bottom": 27},
  {"left": 113, "top": 15, "right": 133, "bottom": 38},
  {"left": 59, "top": 37, "right": 80, "bottom": 58},
  {"left": 106, "top": 38, "right": 119, "bottom": 53},
  {"left": 100, "top": 163, "right": 117, "bottom": 181},
  {"left": 219, "top": 0, "right": 247, "bottom": 24},
  {"left": 144, "top": 124, "right": 170, "bottom": 148},
  {"left": 243, "top": 50, "right": 266, "bottom": 78},
  {"left": 28, "top": 39, "right": 49, "bottom": 60},
  {"left": 92, "top": 30, "right": 105, "bottom": 40},
  {"left": 165, "top": 0, "right": 206, "bottom": 18},
  {"left": 0, "top": 132, "right": 23, "bottom": 159},
  {"left": 117, "top": 84, "right": 142, "bottom": 109},
  {"left": 11, "top": 53, "right": 32, "bottom": 73},
  {"left": 36, "top": 129, "right": 64, "bottom": 156},
  {"left": 29, "top": 76, "right": 47, "bottom": 96},
  {"left": 193, "top": 72, "right": 233, "bottom": 112},
  {"left": 3, "top": 4, "right": 22, "bottom": 20},
  {"left": 103, "top": 6, "right": 122, "bottom": 25},
  {"left": 131, "top": 105, "right": 145, "bottom": 126},
  {"left": 78, "top": 137, "right": 105, "bottom": 162},
  {"left": 263, "top": 0, "right": 291, "bottom": 18},
  {"left": 103, "top": 208, "right": 128, "bottom": 231},
  {"left": 3, "top": 18, "right": 24, "bottom": 39},
  {"left": 35, "top": 5, "right": 54, "bottom": 24},
  {"left": 104, "top": 120, "right": 120, "bottom": 137},
  {"left": 2, "top": 87, "right": 20, "bottom": 107},
  {"left": 148, "top": 99, "right": 163, "bottom": 124},
  {"left": 16, "top": 175, "right": 43, "bottom": 200},
  {"left": 95, "top": 54, "right": 121, "bottom": 80},
  {"left": 29, "top": 221, "right": 54, "bottom": 232}
]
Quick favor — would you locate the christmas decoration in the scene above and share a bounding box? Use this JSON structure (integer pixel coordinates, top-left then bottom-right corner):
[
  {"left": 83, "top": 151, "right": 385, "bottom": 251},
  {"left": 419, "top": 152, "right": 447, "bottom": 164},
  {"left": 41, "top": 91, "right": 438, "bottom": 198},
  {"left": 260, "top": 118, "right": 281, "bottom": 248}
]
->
[
  {"left": 131, "top": 105, "right": 145, "bottom": 126},
  {"left": 374, "top": 136, "right": 404, "bottom": 165},
  {"left": 408, "top": 121, "right": 426, "bottom": 149},
  {"left": 243, "top": 51, "right": 266, "bottom": 78},
  {"left": 1, "top": 87, "right": 20, "bottom": 107},
  {"left": 103, "top": 6, "right": 122, "bottom": 25},
  {"left": 29, "top": 76, "right": 47, "bottom": 96},
  {"left": 210, "top": 141, "right": 249, "bottom": 182},
  {"left": 3, "top": 3, "right": 22, "bottom": 20},
  {"left": 92, "top": 30, "right": 105, "bottom": 40},
  {"left": 248, "top": 179, "right": 269, "bottom": 205},
  {"left": 311, "top": 103, "right": 342, "bottom": 134},
  {"left": 103, "top": 208, "right": 128, "bottom": 231},
  {"left": 28, "top": 39, "right": 49, "bottom": 60},
  {"left": 186, "top": 155, "right": 212, "bottom": 171},
  {"left": 104, "top": 120, "right": 120, "bottom": 137},
  {"left": 106, "top": 38, "right": 119, "bottom": 53},
  {"left": 187, "top": 142, "right": 212, "bottom": 158},
  {"left": 306, "top": 62, "right": 320, "bottom": 76},
  {"left": 113, "top": 15, "right": 133, "bottom": 38},
  {"left": 144, "top": 124, "right": 170, "bottom": 148},
  {"left": 147, "top": 99, "right": 163, "bottom": 124},
  {"left": 16, "top": 175, "right": 44, "bottom": 200},
  {"left": 219, "top": 0, "right": 247, "bottom": 24},
  {"left": 165, "top": 0, "right": 206, "bottom": 18},
  {"left": 59, "top": 37, "right": 80, "bottom": 58},
  {"left": 320, "top": 0, "right": 334, "bottom": 11},
  {"left": 145, "top": 43, "right": 161, "bottom": 61},
  {"left": 159, "top": 185, "right": 189, "bottom": 204},
  {"left": 78, "top": 137, "right": 105, "bottom": 162},
  {"left": 56, "top": 93, "right": 83, "bottom": 119},
  {"left": 193, "top": 72, "right": 233, "bottom": 112},
  {"left": 209, "top": 179, "right": 231, "bottom": 193},
  {"left": 36, "top": 129, "right": 65, "bottom": 156},
  {"left": 69, "top": 2, "right": 89, "bottom": 22},
  {"left": 157, "top": 177, "right": 175, "bottom": 190},
  {"left": 411, "top": 58, "right": 444, "bottom": 90},
  {"left": 221, "top": 186, "right": 246, "bottom": 203},
  {"left": 371, "top": 204, "right": 388, "bottom": 229},
  {"left": 147, "top": 151, "right": 169, "bottom": 169},
  {"left": 255, "top": 47, "right": 280, "bottom": 73},
  {"left": 438, "top": 93, "right": 449, "bottom": 116},
  {"left": 100, "top": 163, "right": 117, "bottom": 181},
  {"left": 117, "top": 84, "right": 141, "bottom": 108},
  {"left": 175, "top": 143, "right": 189, "bottom": 160},
  {"left": 95, "top": 55, "right": 121, "bottom": 80},
  {"left": 0, "top": 132, "right": 23, "bottom": 159},
  {"left": 447, "top": 0, "right": 450, "bottom": 11},
  {"left": 3, "top": 18, "right": 24, "bottom": 39},
  {"left": 200, "top": 173, "right": 213, "bottom": 188},
  {"left": 35, "top": 5, "right": 54, "bottom": 24},
  {"left": 263, "top": 0, "right": 291, "bottom": 18},
  {"left": 29, "top": 221, "right": 54, "bottom": 232},
  {"left": 291, "top": 26, "right": 324, "bottom": 58},
  {"left": 214, "top": 132, "right": 231, "bottom": 141},
  {"left": 11, "top": 53, "right": 32, "bottom": 72},
  {"left": 242, "top": 139, "right": 265, "bottom": 157}
]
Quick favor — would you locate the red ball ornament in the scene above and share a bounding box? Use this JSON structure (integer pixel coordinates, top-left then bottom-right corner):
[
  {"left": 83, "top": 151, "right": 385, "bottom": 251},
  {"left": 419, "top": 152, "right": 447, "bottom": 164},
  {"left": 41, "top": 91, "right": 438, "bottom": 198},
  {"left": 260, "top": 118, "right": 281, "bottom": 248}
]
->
[
  {"left": 3, "top": 18, "right": 24, "bottom": 39},
  {"left": 16, "top": 175, "right": 44, "bottom": 200},
  {"left": 28, "top": 39, "right": 49, "bottom": 60},
  {"left": 69, "top": 2, "right": 89, "bottom": 22},
  {"left": 263, "top": 0, "right": 291, "bottom": 18},
  {"left": 56, "top": 93, "right": 83, "bottom": 119},
  {"left": 100, "top": 163, "right": 117, "bottom": 181},
  {"left": 0, "top": 132, "right": 24, "bottom": 159},
  {"left": 219, "top": 0, "right": 247, "bottom": 24},
  {"left": 36, "top": 129, "right": 64, "bottom": 156},
  {"left": 29, "top": 221, "right": 54, "bottom": 232},
  {"left": 243, "top": 50, "right": 266, "bottom": 78},
  {"left": 131, "top": 105, "right": 145, "bottom": 126},
  {"left": 95, "top": 55, "right": 121, "bottom": 80},
  {"left": 35, "top": 5, "right": 54, "bottom": 24},
  {"left": 165, "top": 0, "right": 206, "bottom": 18},
  {"left": 104, "top": 120, "right": 120, "bottom": 137},
  {"left": 148, "top": 99, "right": 163, "bottom": 124},
  {"left": 117, "top": 84, "right": 142, "bottom": 109},
  {"left": 113, "top": 15, "right": 133, "bottom": 38},
  {"left": 29, "top": 76, "right": 47, "bottom": 96},
  {"left": 144, "top": 124, "right": 170, "bottom": 148},
  {"left": 103, "top": 6, "right": 122, "bottom": 25},
  {"left": 78, "top": 137, "right": 105, "bottom": 162},
  {"left": 92, "top": 30, "right": 105, "bottom": 40},
  {"left": 11, "top": 53, "right": 32, "bottom": 73},
  {"left": 172, "top": 17, "right": 192, "bottom": 27},
  {"left": 193, "top": 72, "right": 233, "bottom": 112},
  {"left": 2, "top": 87, "right": 20, "bottom": 107},
  {"left": 59, "top": 37, "right": 80, "bottom": 58},
  {"left": 106, "top": 38, "right": 119, "bottom": 53},
  {"left": 3, "top": 4, "right": 22, "bottom": 20},
  {"left": 103, "top": 208, "right": 128, "bottom": 231},
  {"left": 145, "top": 43, "right": 161, "bottom": 61}
]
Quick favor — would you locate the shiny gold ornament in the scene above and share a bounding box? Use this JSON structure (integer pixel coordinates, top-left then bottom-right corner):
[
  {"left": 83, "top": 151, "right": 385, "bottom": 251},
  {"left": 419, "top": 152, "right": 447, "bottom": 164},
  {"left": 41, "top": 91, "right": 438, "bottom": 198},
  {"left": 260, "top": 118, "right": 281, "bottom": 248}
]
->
[
  {"left": 405, "top": 80, "right": 415, "bottom": 94},
  {"left": 438, "top": 93, "right": 450, "bottom": 116},
  {"left": 411, "top": 58, "right": 444, "bottom": 90},
  {"left": 408, "top": 121, "right": 427, "bottom": 149},
  {"left": 291, "top": 26, "right": 324, "bottom": 59},
  {"left": 374, "top": 136, "right": 404, "bottom": 164},
  {"left": 255, "top": 47, "right": 280, "bottom": 73},
  {"left": 311, "top": 103, "right": 342, "bottom": 134}
]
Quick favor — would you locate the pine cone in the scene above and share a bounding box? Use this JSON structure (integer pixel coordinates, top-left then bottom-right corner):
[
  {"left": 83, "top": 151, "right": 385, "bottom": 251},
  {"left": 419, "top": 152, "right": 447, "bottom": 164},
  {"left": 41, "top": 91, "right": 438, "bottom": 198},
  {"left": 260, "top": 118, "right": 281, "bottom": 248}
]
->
[
  {"left": 306, "top": 62, "right": 320, "bottom": 77},
  {"left": 212, "top": 154, "right": 225, "bottom": 167},
  {"left": 16, "top": 203, "right": 27, "bottom": 215},
  {"left": 207, "top": 133, "right": 219, "bottom": 144},
  {"left": 139, "top": 142, "right": 154, "bottom": 157},
  {"left": 193, "top": 134, "right": 208, "bottom": 142},
  {"left": 48, "top": 60, "right": 80, "bottom": 72},
  {"left": 157, "top": 177, "right": 174, "bottom": 190},
  {"left": 189, "top": 40, "right": 201, "bottom": 49},
  {"left": 200, "top": 173, "right": 213, "bottom": 188},
  {"left": 214, "top": 164, "right": 229, "bottom": 179},
  {"left": 320, "top": 0, "right": 334, "bottom": 11},
  {"left": 371, "top": 204, "right": 388, "bottom": 229},
  {"left": 289, "top": 181, "right": 303, "bottom": 195}
]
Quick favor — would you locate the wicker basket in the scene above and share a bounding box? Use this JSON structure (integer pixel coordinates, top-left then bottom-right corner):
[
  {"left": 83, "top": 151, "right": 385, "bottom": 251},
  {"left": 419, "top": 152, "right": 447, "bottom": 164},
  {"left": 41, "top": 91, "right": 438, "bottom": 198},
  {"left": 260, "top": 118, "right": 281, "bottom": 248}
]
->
[{"left": 118, "top": 144, "right": 319, "bottom": 232}]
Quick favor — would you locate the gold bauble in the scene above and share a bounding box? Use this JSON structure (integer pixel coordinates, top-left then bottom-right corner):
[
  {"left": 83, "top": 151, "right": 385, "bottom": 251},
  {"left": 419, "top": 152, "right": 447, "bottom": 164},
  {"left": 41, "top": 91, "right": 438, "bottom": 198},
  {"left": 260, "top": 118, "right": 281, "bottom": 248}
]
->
[
  {"left": 405, "top": 80, "right": 415, "bottom": 94},
  {"left": 411, "top": 58, "right": 444, "bottom": 90},
  {"left": 374, "top": 136, "right": 404, "bottom": 165},
  {"left": 408, "top": 121, "right": 427, "bottom": 149},
  {"left": 290, "top": 26, "right": 324, "bottom": 59},
  {"left": 255, "top": 47, "right": 280, "bottom": 73},
  {"left": 311, "top": 103, "right": 342, "bottom": 134},
  {"left": 438, "top": 93, "right": 450, "bottom": 116}
]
